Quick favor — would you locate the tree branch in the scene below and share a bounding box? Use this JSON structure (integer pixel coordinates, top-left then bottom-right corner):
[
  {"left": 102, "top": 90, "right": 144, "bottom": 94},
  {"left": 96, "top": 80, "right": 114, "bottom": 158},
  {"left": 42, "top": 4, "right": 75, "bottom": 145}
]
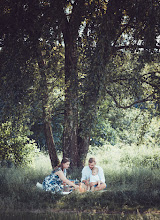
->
[
  {"left": 106, "top": 89, "right": 155, "bottom": 109},
  {"left": 113, "top": 44, "right": 160, "bottom": 51}
]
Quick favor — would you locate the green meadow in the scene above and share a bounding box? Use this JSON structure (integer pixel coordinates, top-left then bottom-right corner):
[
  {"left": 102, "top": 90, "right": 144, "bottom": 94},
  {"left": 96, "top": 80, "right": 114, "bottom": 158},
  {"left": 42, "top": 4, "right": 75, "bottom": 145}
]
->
[{"left": 0, "top": 144, "right": 160, "bottom": 219}]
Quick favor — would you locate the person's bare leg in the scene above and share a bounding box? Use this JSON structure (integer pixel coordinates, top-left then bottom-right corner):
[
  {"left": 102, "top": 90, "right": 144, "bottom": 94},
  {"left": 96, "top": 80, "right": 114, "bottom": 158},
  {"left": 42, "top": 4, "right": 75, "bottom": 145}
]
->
[
  {"left": 81, "top": 183, "right": 87, "bottom": 191},
  {"left": 91, "top": 186, "right": 95, "bottom": 192},
  {"left": 94, "top": 183, "right": 106, "bottom": 191}
]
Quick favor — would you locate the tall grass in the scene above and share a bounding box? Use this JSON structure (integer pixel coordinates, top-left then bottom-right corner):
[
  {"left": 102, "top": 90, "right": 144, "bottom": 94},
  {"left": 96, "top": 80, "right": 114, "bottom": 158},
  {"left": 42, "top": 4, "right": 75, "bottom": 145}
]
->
[
  {"left": 0, "top": 144, "right": 160, "bottom": 214},
  {"left": 0, "top": 153, "right": 54, "bottom": 211},
  {"left": 88, "top": 144, "right": 160, "bottom": 192}
]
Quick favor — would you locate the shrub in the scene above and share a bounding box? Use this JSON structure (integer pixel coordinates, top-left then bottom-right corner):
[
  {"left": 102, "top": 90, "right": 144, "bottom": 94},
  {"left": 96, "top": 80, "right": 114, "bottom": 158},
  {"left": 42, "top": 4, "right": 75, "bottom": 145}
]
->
[{"left": 0, "top": 121, "right": 38, "bottom": 166}]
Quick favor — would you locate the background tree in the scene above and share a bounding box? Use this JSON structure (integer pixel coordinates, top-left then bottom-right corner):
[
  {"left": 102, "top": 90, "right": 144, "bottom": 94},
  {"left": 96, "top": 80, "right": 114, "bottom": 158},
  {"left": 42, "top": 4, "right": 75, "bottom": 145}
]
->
[
  {"left": 0, "top": 0, "right": 66, "bottom": 167},
  {"left": 73, "top": 0, "right": 160, "bottom": 166}
]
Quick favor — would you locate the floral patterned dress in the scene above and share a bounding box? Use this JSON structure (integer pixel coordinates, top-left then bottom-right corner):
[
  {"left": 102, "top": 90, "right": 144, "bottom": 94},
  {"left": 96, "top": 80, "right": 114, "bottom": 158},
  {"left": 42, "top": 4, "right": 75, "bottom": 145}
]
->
[{"left": 42, "top": 167, "right": 66, "bottom": 193}]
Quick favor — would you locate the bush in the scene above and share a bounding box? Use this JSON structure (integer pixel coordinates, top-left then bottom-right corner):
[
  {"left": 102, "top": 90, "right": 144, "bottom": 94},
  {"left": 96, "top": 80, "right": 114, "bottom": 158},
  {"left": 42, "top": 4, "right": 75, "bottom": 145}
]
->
[{"left": 0, "top": 121, "right": 38, "bottom": 166}]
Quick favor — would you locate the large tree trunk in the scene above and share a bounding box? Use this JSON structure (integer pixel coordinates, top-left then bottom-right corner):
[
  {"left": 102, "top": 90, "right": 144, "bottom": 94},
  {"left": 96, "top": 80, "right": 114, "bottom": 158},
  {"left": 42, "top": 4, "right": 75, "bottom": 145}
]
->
[
  {"left": 77, "top": 98, "right": 97, "bottom": 168},
  {"left": 41, "top": 73, "right": 60, "bottom": 168},
  {"left": 77, "top": 129, "right": 90, "bottom": 168},
  {"left": 38, "top": 51, "right": 59, "bottom": 169},
  {"left": 43, "top": 119, "right": 59, "bottom": 169},
  {"left": 63, "top": 23, "right": 79, "bottom": 168}
]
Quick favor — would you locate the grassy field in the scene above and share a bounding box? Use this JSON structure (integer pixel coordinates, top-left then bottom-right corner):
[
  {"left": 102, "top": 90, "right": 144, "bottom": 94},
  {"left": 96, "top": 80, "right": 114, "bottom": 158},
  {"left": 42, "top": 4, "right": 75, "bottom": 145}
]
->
[{"left": 0, "top": 144, "right": 160, "bottom": 219}]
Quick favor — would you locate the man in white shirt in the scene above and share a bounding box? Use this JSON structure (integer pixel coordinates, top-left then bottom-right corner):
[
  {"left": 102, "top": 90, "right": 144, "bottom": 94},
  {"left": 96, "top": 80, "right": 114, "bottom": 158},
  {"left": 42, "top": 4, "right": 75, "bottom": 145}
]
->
[{"left": 81, "top": 157, "right": 106, "bottom": 191}]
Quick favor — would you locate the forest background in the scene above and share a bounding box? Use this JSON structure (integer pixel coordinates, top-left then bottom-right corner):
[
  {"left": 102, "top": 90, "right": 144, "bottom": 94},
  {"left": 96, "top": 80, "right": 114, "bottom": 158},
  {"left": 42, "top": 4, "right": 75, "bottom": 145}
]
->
[{"left": 0, "top": 0, "right": 160, "bottom": 218}]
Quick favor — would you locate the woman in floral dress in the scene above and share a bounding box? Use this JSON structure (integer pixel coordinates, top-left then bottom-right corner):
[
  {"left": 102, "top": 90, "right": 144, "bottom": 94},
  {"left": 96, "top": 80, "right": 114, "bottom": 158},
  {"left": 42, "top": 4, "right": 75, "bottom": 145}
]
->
[{"left": 42, "top": 157, "right": 79, "bottom": 193}]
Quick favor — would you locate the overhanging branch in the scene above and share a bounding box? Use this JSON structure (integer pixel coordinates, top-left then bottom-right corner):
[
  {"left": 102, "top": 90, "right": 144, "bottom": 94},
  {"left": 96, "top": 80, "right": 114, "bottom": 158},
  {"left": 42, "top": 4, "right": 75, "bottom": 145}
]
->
[
  {"left": 106, "top": 89, "right": 155, "bottom": 109},
  {"left": 113, "top": 44, "right": 160, "bottom": 51}
]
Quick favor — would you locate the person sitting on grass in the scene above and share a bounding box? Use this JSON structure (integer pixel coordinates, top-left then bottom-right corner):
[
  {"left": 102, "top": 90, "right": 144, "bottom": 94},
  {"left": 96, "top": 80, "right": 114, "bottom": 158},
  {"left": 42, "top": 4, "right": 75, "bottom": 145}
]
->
[
  {"left": 81, "top": 157, "right": 106, "bottom": 192},
  {"left": 42, "top": 157, "right": 79, "bottom": 194},
  {"left": 87, "top": 167, "right": 101, "bottom": 191}
]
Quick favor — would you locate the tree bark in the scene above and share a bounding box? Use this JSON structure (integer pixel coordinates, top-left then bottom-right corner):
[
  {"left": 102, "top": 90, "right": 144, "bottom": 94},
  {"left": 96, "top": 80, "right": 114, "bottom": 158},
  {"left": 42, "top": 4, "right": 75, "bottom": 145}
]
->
[
  {"left": 63, "top": 22, "right": 79, "bottom": 168},
  {"left": 77, "top": 130, "right": 90, "bottom": 168},
  {"left": 38, "top": 50, "right": 59, "bottom": 169},
  {"left": 43, "top": 119, "right": 59, "bottom": 168}
]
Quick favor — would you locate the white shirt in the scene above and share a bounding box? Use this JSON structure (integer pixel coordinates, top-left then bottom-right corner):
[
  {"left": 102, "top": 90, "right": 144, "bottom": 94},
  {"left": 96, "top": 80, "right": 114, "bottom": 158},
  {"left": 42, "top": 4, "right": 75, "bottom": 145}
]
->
[
  {"left": 81, "top": 165, "right": 105, "bottom": 183},
  {"left": 90, "top": 174, "right": 100, "bottom": 183}
]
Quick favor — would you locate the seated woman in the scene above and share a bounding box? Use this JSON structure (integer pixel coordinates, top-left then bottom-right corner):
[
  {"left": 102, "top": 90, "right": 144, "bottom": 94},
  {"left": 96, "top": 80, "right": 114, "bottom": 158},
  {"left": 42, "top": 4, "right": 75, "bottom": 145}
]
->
[{"left": 42, "top": 157, "right": 79, "bottom": 193}]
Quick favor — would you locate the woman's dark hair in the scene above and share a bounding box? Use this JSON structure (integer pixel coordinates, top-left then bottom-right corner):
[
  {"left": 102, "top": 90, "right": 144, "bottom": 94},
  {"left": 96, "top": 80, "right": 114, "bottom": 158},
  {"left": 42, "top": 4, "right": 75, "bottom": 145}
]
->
[
  {"left": 59, "top": 157, "right": 70, "bottom": 170},
  {"left": 54, "top": 157, "right": 70, "bottom": 171}
]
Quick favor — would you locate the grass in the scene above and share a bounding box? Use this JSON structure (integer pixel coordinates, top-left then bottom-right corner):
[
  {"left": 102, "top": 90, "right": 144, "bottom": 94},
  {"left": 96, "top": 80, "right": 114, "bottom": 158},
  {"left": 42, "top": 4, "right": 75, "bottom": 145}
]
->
[{"left": 0, "top": 144, "right": 160, "bottom": 219}]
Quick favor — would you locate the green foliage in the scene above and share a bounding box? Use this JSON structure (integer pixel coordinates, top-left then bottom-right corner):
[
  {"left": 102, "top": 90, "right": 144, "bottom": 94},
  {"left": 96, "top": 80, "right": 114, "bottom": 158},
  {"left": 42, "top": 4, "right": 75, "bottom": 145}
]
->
[
  {"left": 0, "top": 0, "right": 160, "bottom": 168},
  {"left": 78, "top": 47, "right": 159, "bottom": 150},
  {"left": 0, "top": 120, "right": 38, "bottom": 166},
  {"left": 119, "top": 146, "right": 160, "bottom": 170},
  {"left": 90, "top": 98, "right": 160, "bottom": 147}
]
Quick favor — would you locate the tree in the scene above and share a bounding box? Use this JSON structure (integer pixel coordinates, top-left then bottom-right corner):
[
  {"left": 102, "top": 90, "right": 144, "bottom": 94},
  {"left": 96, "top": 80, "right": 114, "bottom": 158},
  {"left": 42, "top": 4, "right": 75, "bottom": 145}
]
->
[
  {"left": 0, "top": 0, "right": 63, "bottom": 168},
  {"left": 0, "top": 0, "right": 159, "bottom": 168},
  {"left": 66, "top": 0, "right": 160, "bottom": 166}
]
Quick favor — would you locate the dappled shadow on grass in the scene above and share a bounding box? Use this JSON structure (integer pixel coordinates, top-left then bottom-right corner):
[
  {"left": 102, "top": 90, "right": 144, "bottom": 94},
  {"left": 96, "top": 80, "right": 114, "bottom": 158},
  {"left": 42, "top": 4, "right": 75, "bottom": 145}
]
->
[
  {"left": 1, "top": 208, "right": 160, "bottom": 220},
  {"left": 1, "top": 189, "right": 160, "bottom": 219},
  {"left": 55, "top": 190, "right": 160, "bottom": 211},
  {"left": 1, "top": 188, "right": 160, "bottom": 213}
]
